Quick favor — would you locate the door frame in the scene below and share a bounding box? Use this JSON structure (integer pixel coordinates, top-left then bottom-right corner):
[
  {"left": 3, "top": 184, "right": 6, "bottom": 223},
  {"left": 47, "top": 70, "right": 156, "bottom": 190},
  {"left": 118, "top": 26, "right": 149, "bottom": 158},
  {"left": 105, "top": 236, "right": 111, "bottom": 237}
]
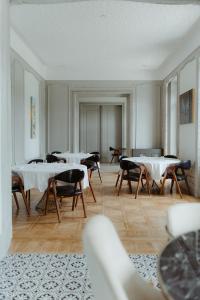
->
[
  {"left": 79, "top": 103, "right": 123, "bottom": 159},
  {"left": 76, "top": 97, "right": 127, "bottom": 152},
  {"left": 68, "top": 88, "right": 134, "bottom": 152}
]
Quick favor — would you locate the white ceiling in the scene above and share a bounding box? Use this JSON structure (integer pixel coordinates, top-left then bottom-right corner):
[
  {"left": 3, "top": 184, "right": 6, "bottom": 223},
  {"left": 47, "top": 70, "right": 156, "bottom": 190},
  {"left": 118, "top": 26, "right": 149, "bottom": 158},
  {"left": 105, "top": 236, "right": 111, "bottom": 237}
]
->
[{"left": 10, "top": 1, "right": 200, "bottom": 79}]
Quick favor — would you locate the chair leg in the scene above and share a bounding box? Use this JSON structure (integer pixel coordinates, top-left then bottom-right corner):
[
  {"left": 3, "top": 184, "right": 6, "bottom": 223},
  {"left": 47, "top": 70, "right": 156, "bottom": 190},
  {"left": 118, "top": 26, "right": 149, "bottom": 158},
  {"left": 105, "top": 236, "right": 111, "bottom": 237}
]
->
[
  {"left": 110, "top": 156, "right": 114, "bottom": 164},
  {"left": 80, "top": 193, "right": 87, "bottom": 218},
  {"left": 45, "top": 188, "right": 50, "bottom": 215},
  {"left": 185, "top": 177, "right": 191, "bottom": 195},
  {"left": 79, "top": 182, "right": 86, "bottom": 217},
  {"left": 25, "top": 191, "right": 30, "bottom": 210},
  {"left": 21, "top": 189, "right": 30, "bottom": 215},
  {"left": 118, "top": 173, "right": 124, "bottom": 196},
  {"left": 145, "top": 174, "right": 151, "bottom": 196},
  {"left": 89, "top": 180, "right": 96, "bottom": 202},
  {"left": 141, "top": 178, "right": 144, "bottom": 189},
  {"left": 173, "top": 172, "right": 182, "bottom": 198},
  {"left": 128, "top": 180, "right": 132, "bottom": 194},
  {"left": 135, "top": 173, "right": 142, "bottom": 199},
  {"left": 75, "top": 195, "right": 79, "bottom": 208},
  {"left": 72, "top": 195, "right": 76, "bottom": 211},
  {"left": 160, "top": 175, "right": 167, "bottom": 195},
  {"left": 53, "top": 191, "right": 61, "bottom": 223},
  {"left": 170, "top": 180, "right": 174, "bottom": 194},
  {"left": 97, "top": 165, "right": 102, "bottom": 183},
  {"left": 13, "top": 192, "right": 19, "bottom": 210},
  {"left": 115, "top": 172, "right": 120, "bottom": 187}
]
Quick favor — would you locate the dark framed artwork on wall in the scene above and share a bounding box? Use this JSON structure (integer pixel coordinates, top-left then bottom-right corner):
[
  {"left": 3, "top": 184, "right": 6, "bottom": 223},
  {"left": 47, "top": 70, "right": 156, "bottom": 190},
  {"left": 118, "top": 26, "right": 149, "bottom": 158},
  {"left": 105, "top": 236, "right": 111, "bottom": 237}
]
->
[{"left": 179, "top": 89, "right": 195, "bottom": 124}]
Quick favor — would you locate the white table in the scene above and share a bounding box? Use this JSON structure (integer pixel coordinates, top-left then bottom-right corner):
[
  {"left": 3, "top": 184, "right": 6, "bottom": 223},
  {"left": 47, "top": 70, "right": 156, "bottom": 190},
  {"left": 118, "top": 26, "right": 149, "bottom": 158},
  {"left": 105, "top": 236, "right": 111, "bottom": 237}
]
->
[
  {"left": 12, "top": 162, "right": 89, "bottom": 192},
  {"left": 123, "top": 157, "right": 181, "bottom": 181},
  {"left": 55, "top": 152, "right": 92, "bottom": 164}
]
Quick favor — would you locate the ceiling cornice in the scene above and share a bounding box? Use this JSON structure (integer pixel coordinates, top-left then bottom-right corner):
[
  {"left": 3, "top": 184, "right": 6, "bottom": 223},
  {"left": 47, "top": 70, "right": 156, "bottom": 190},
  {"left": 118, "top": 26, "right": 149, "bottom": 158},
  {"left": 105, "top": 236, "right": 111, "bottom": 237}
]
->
[{"left": 9, "top": 0, "right": 200, "bottom": 5}]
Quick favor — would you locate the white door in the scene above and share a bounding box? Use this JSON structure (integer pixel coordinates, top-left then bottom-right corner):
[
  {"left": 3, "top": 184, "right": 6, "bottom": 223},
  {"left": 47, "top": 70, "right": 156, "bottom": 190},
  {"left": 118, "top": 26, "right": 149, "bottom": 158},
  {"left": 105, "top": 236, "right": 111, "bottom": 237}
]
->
[
  {"left": 100, "top": 105, "right": 122, "bottom": 162},
  {"left": 80, "top": 104, "right": 100, "bottom": 153}
]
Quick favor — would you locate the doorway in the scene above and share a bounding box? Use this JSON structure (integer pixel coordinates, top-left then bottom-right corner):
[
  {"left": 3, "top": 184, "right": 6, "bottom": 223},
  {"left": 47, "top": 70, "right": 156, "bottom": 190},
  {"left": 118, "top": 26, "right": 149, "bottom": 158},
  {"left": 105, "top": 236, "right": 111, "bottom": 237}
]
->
[{"left": 79, "top": 104, "right": 122, "bottom": 162}]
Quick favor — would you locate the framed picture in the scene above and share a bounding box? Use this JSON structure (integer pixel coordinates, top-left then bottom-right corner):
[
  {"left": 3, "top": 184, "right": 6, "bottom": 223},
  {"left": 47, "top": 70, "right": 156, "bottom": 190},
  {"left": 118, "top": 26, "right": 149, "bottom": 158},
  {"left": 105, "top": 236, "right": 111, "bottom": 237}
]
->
[
  {"left": 30, "top": 96, "right": 36, "bottom": 139},
  {"left": 179, "top": 89, "right": 195, "bottom": 124}
]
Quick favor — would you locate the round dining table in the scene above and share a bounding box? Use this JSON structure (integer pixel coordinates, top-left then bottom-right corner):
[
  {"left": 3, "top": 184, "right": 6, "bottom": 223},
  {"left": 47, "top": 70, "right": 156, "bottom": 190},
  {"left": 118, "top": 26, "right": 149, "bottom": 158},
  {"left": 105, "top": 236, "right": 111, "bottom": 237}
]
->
[
  {"left": 159, "top": 230, "right": 200, "bottom": 300},
  {"left": 12, "top": 162, "right": 89, "bottom": 192},
  {"left": 123, "top": 156, "right": 180, "bottom": 181},
  {"left": 54, "top": 152, "right": 93, "bottom": 164}
]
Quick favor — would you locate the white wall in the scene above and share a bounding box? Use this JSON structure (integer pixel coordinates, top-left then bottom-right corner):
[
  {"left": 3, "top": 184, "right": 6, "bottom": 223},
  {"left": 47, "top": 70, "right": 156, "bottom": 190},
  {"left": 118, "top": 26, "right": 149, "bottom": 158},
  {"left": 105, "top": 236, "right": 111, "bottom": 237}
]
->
[
  {"left": 135, "top": 83, "right": 161, "bottom": 148},
  {"left": 10, "top": 28, "right": 46, "bottom": 79},
  {"left": 179, "top": 60, "right": 197, "bottom": 163},
  {"left": 47, "top": 81, "right": 162, "bottom": 154},
  {"left": 11, "top": 52, "right": 46, "bottom": 164},
  {"left": 24, "top": 71, "right": 40, "bottom": 160},
  {"left": 0, "top": 0, "right": 12, "bottom": 259},
  {"left": 47, "top": 83, "right": 69, "bottom": 152},
  {"left": 163, "top": 55, "right": 199, "bottom": 195}
]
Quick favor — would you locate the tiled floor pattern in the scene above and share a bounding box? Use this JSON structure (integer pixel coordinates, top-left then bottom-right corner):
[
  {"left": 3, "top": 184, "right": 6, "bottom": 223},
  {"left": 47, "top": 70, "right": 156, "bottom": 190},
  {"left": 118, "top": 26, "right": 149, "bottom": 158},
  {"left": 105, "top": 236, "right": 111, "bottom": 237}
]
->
[{"left": 0, "top": 253, "right": 159, "bottom": 300}]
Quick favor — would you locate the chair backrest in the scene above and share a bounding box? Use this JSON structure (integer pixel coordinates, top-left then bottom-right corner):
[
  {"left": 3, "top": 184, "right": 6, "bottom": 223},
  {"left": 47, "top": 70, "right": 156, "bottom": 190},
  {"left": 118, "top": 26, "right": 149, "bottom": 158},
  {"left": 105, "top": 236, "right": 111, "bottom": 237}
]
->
[
  {"left": 51, "top": 151, "right": 62, "bottom": 154},
  {"left": 164, "top": 155, "right": 177, "bottom": 159},
  {"left": 177, "top": 160, "right": 191, "bottom": 170},
  {"left": 87, "top": 154, "right": 99, "bottom": 163},
  {"left": 12, "top": 171, "right": 23, "bottom": 187},
  {"left": 83, "top": 215, "right": 162, "bottom": 300},
  {"left": 90, "top": 151, "right": 100, "bottom": 155},
  {"left": 28, "top": 159, "right": 44, "bottom": 164},
  {"left": 81, "top": 159, "right": 96, "bottom": 170},
  {"left": 120, "top": 160, "right": 139, "bottom": 171},
  {"left": 119, "top": 155, "right": 128, "bottom": 161},
  {"left": 46, "top": 154, "right": 60, "bottom": 163},
  {"left": 54, "top": 169, "right": 84, "bottom": 183},
  {"left": 167, "top": 203, "right": 200, "bottom": 237}
]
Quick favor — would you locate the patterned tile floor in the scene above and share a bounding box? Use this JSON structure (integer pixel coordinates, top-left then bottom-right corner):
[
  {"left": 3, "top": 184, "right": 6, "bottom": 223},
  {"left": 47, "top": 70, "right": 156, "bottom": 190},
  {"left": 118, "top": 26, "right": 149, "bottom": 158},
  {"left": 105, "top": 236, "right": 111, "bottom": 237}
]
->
[{"left": 0, "top": 253, "right": 159, "bottom": 300}]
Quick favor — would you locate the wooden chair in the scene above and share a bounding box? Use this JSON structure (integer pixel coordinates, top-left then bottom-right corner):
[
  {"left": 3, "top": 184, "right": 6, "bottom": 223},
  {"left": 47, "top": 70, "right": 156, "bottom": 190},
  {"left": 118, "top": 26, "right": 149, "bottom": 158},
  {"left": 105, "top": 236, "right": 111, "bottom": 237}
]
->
[
  {"left": 28, "top": 159, "right": 44, "bottom": 164},
  {"left": 115, "top": 156, "right": 128, "bottom": 187},
  {"left": 160, "top": 164, "right": 182, "bottom": 198},
  {"left": 45, "top": 169, "right": 86, "bottom": 222},
  {"left": 12, "top": 171, "right": 30, "bottom": 215},
  {"left": 164, "top": 154, "right": 178, "bottom": 159},
  {"left": 81, "top": 159, "right": 97, "bottom": 203},
  {"left": 46, "top": 154, "right": 66, "bottom": 163},
  {"left": 109, "top": 147, "right": 121, "bottom": 164},
  {"left": 161, "top": 160, "right": 191, "bottom": 197},
  {"left": 118, "top": 160, "right": 150, "bottom": 199},
  {"left": 51, "top": 150, "right": 62, "bottom": 154},
  {"left": 86, "top": 154, "right": 102, "bottom": 183}
]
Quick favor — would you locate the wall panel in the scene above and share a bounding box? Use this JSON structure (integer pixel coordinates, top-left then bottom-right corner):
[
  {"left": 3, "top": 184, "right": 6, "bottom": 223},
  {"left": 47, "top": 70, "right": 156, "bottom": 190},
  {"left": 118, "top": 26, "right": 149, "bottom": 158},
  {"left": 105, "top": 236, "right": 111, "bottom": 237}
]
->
[
  {"left": 136, "top": 84, "right": 161, "bottom": 149},
  {"left": 47, "top": 83, "right": 69, "bottom": 153}
]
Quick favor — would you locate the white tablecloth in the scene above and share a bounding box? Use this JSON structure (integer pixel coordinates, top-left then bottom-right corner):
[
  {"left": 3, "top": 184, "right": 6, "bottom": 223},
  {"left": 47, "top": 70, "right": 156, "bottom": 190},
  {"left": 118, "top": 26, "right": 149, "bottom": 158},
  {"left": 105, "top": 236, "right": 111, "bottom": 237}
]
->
[
  {"left": 12, "top": 163, "right": 89, "bottom": 192},
  {"left": 123, "top": 157, "right": 181, "bottom": 181},
  {"left": 55, "top": 152, "right": 92, "bottom": 164}
]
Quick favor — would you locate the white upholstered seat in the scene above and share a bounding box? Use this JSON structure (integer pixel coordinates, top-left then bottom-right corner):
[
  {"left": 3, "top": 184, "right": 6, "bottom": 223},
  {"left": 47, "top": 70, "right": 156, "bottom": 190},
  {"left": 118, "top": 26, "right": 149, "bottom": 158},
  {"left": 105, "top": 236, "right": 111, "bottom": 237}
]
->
[
  {"left": 167, "top": 203, "right": 200, "bottom": 238},
  {"left": 83, "top": 215, "right": 164, "bottom": 300}
]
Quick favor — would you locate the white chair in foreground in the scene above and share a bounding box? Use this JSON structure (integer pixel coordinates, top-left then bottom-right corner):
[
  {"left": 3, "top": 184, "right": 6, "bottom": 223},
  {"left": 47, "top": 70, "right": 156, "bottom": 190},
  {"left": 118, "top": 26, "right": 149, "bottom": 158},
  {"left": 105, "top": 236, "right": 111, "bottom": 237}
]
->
[
  {"left": 83, "top": 215, "right": 164, "bottom": 300},
  {"left": 167, "top": 203, "right": 200, "bottom": 238}
]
